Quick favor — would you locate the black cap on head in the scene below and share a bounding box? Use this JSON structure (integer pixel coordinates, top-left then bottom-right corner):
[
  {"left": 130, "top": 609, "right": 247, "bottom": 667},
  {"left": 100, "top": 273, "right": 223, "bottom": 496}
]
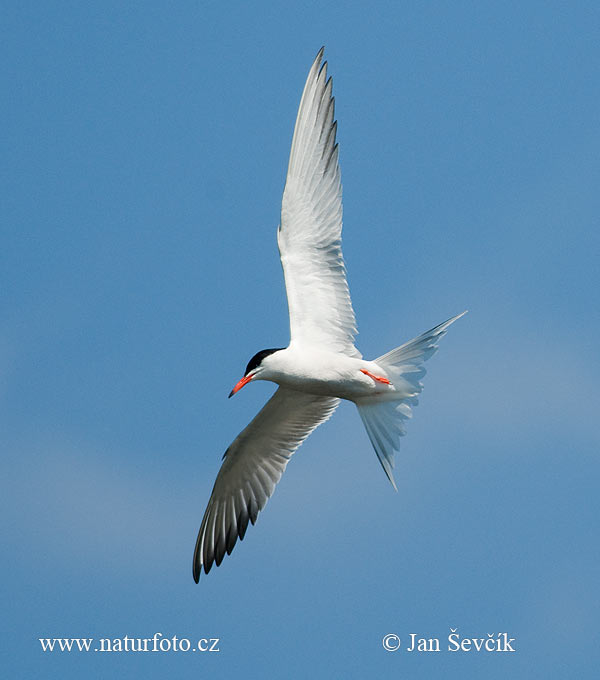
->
[{"left": 244, "top": 348, "right": 284, "bottom": 376}]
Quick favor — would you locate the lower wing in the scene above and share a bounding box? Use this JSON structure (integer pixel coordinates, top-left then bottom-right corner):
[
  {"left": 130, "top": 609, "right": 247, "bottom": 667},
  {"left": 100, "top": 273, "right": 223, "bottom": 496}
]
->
[{"left": 193, "top": 386, "right": 339, "bottom": 580}]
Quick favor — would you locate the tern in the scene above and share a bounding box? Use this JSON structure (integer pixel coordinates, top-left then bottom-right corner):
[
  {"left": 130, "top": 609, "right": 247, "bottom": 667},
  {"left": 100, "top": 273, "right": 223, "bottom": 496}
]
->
[{"left": 193, "top": 48, "right": 465, "bottom": 581}]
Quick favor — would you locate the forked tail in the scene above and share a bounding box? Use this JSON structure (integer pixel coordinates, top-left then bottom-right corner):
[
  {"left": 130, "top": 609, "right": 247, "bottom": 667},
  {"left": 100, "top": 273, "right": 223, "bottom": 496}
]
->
[{"left": 356, "top": 312, "right": 466, "bottom": 489}]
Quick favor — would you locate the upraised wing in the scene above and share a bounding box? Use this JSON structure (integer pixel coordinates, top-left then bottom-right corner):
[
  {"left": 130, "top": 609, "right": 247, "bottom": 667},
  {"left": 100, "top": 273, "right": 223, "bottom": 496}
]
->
[
  {"left": 193, "top": 387, "right": 339, "bottom": 580},
  {"left": 279, "top": 48, "right": 360, "bottom": 358}
]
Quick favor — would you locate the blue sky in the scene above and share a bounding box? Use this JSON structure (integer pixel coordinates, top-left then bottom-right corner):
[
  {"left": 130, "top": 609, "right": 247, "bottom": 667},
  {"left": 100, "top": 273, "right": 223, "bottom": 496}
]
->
[{"left": 2, "top": 1, "right": 599, "bottom": 678}]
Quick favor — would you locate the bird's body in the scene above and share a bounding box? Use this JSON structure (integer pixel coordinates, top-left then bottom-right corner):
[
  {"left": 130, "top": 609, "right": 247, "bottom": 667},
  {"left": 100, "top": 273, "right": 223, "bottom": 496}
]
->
[
  {"left": 255, "top": 347, "right": 391, "bottom": 400},
  {"left": 192, "top": 48, "right": 465, "bottom": 581}
]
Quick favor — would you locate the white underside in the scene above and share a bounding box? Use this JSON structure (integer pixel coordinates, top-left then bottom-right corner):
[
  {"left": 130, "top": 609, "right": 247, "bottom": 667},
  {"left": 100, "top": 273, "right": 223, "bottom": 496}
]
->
[{"left": 259, "top": 346, "right": 394, "bottom": 400}]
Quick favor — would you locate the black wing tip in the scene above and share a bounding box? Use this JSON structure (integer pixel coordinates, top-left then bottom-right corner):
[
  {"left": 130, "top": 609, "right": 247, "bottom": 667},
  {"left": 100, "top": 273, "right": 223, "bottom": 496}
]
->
[
  {"left": 192, "top": 556, "right": 201, "bottom": 583},
  {"left": 192, "top": 508, "right": 248, "bottom": 582},
  {"left": 314, "top": 47, "right": 328, "bottom": 78},
  {"left": 324, "top": 141, "right": 339, "bottom": 174}
]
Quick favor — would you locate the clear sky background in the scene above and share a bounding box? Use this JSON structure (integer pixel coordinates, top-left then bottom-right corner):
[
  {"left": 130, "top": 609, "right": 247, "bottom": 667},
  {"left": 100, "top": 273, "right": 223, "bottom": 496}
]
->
[{"left": 2, "top": 1, "right": 599, "bottom": 678}]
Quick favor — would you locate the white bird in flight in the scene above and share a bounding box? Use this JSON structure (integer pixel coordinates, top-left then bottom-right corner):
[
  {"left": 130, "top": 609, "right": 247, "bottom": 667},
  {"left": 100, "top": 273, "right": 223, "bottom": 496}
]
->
[{"left": 193, "top": 48, "right": 465, "bottom": 581}]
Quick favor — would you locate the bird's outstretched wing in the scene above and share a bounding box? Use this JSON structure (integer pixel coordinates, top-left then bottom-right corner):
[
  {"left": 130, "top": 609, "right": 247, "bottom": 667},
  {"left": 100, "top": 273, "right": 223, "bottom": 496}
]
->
[
  {"left": 193, "top": 387, "right": 339, "bottom": 580},
  {"left": 279, "top": 48, "right": 360, "bottom": 358}
]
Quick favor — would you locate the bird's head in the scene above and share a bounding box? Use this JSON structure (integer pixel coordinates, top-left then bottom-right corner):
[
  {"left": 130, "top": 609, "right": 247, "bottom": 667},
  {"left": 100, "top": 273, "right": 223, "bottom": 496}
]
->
[{"left": 228, "top": 348, "right": 285, "bottom": 397}]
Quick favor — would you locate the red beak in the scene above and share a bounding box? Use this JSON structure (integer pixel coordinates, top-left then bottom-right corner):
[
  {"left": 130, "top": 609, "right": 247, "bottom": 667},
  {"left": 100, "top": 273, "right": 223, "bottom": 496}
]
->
[{"left": 228, "top": 374, "right": 254, "bottom": 398}]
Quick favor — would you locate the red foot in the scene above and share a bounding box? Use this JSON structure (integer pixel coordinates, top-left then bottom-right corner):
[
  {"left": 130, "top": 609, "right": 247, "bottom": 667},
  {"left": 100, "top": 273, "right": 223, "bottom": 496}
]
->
[{"left": 360, "top": 369, "right": 391, "bottom": 385}]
